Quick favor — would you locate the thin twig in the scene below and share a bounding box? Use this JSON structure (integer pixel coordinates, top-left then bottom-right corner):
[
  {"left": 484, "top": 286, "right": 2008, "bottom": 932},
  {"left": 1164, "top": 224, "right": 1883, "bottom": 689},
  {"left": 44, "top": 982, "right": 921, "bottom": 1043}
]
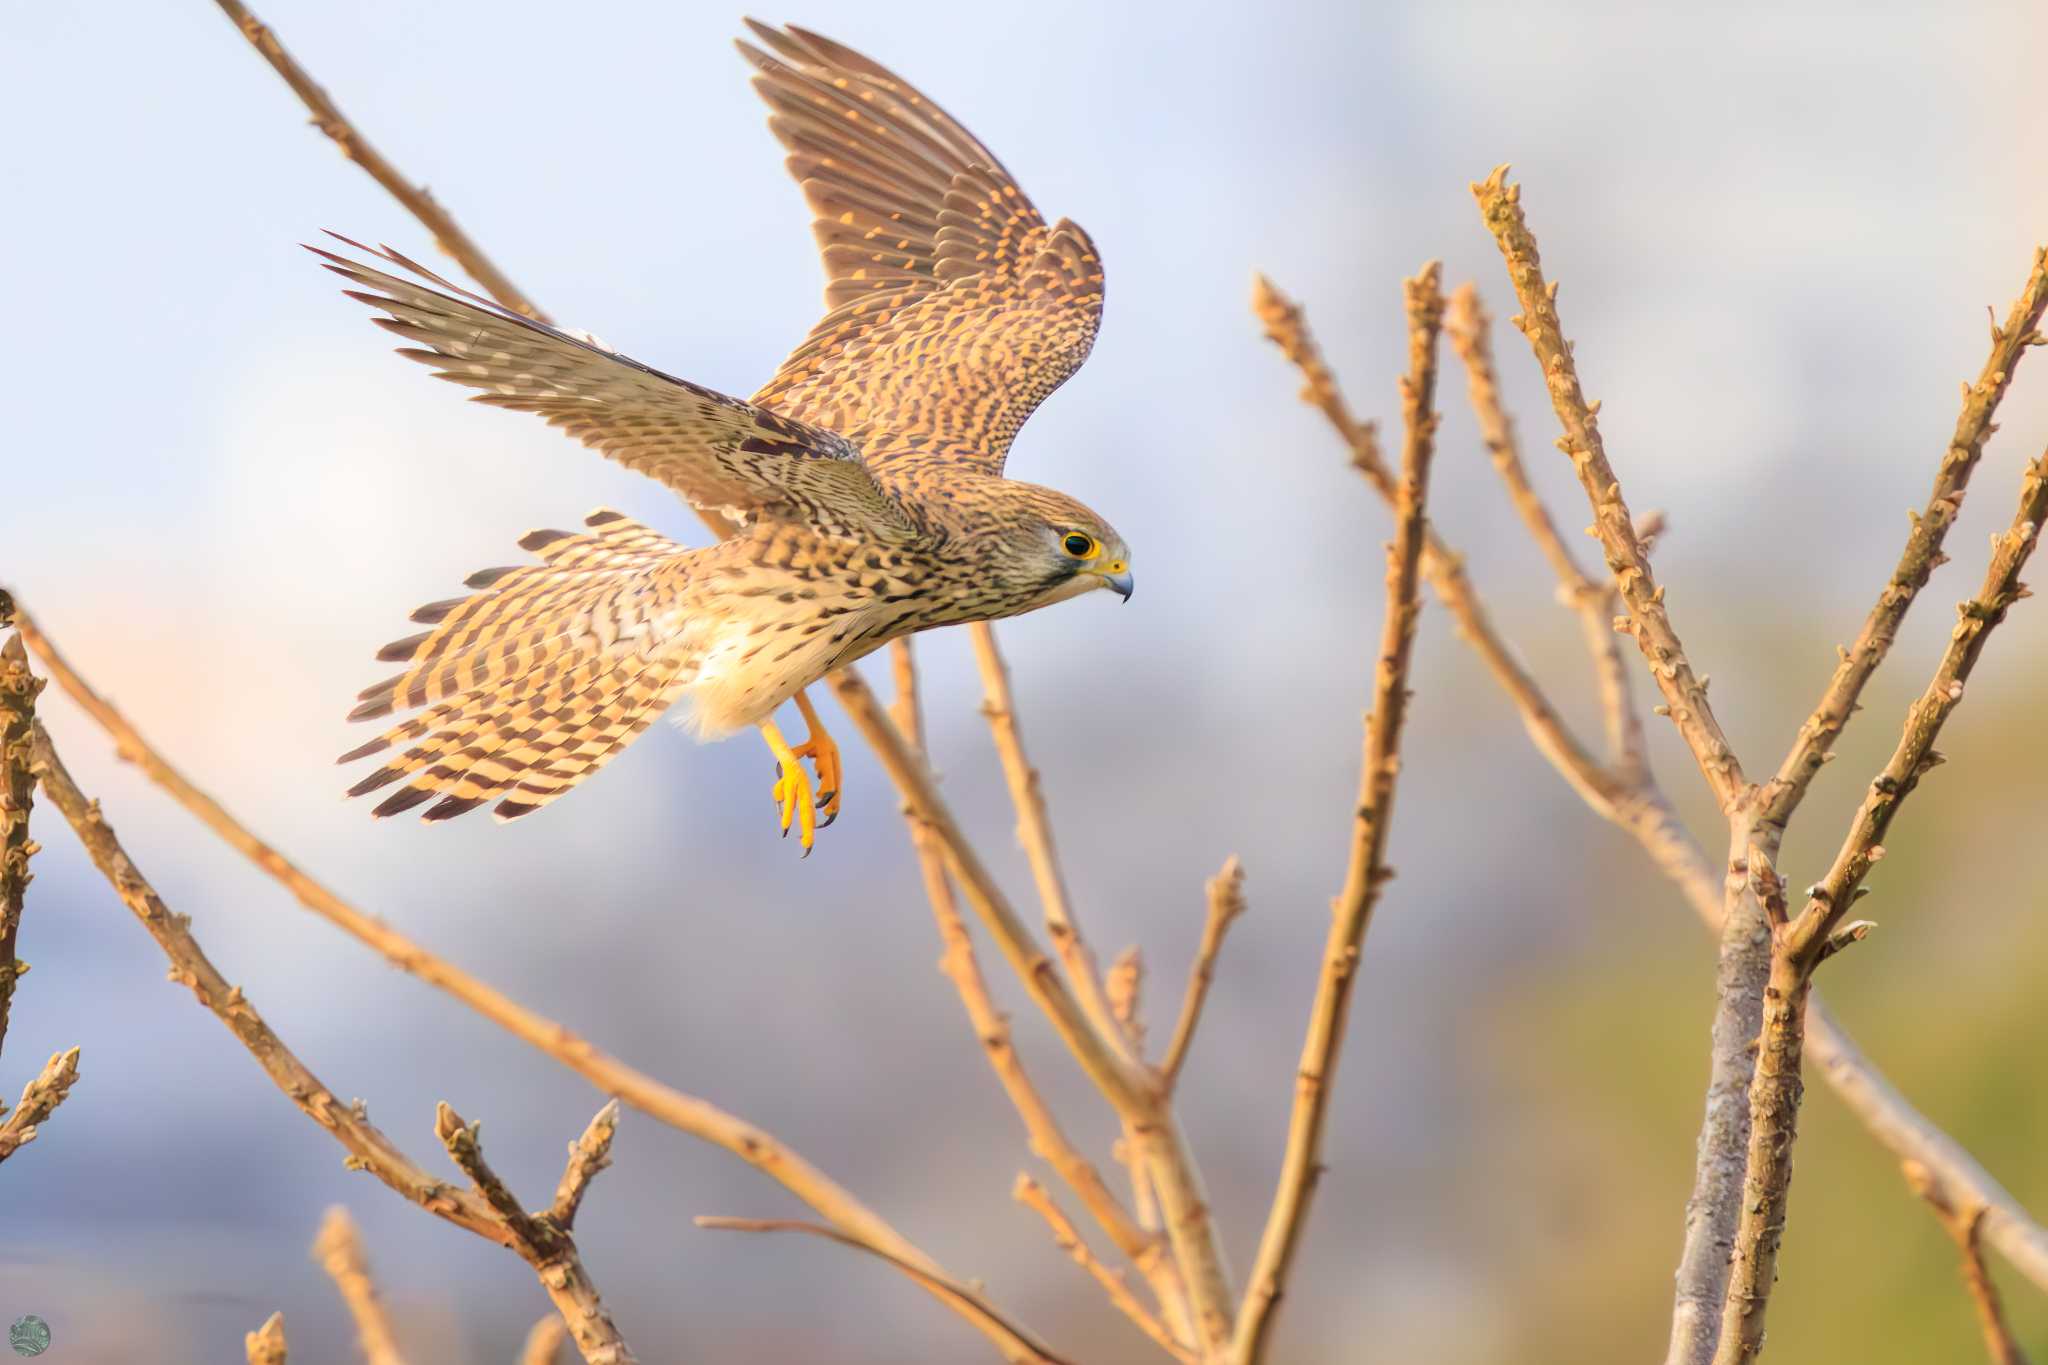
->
[
  {"left": 695, "top": 1217, "right": 1073, "bottom": 1365},
  {"left": 518, "top": 1317, "right": 569, "bottom": 1365},
  {"left": 30, "top": 723, "right": 508, "bottom": 1241},
  {"left": 551, "top": 1100, "right": 620, "bottom": 1230},
  {"left": 1715, "top": 450, "right": 2048, "bottom": 1364},
  {"left": 1235, "top": 262, "right": 1444, "bottom": 1365},
  {"left": 1444, "top": 284, "right": 1648, "bottom": 775},
  {"left": 0, "top": 1046, "right": 80, "bottom": 1164},
  {"left": 1160, "top": 858, "right": 1245, "bottom": 1091},
  {"left": 312, "top": 1207, "right": 409, "bottom": 1365},
  {"left": 210, "top": 0, "right": 546, "bottom": 321},
  {"left": 1471, "top": 166, "right": 1745, "bottom": 810},
  {"left": 968, "top": 623, "right": 1129, "bottom": 1058},
  {"left": 1106, "top": 946, "right": 1145, "bottom": 1055},
  {"left": 1253, "top": 277, "right": 1630, "bottom": 823},
  {"left": 0, "top": 633, "right": 43, "bottom": 1059},
  {"left": 436, "top": 1103, "right": 636, "bottom": 1365},
  {"left": 1013, "top": 1174, "right": 1196, "bottom": 1364},
  {"left": 1760, "top": 249, "right": 2048, "bottom": 829},
  {"left": 884, "top": 640, "right": 1186, "bottom": 1339},
  {"left": 245, "top": 1312, "right": 289, "bottom": 1365},
  {"left": 1905, "top": 1161, "right": 2034, "bottom": 1365}
]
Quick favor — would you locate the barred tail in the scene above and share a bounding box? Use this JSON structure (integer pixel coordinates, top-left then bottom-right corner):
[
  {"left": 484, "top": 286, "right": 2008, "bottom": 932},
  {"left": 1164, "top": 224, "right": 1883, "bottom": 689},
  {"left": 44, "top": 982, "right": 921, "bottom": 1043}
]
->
[{"left": 340, "top": 508, "right": 694, "bottom": 822}]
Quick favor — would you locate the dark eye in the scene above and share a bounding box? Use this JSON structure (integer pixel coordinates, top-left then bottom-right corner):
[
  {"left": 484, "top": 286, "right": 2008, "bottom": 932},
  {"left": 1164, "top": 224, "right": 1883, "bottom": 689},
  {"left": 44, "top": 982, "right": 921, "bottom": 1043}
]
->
[{"left": 1062, "top": 532, "right": 1096, "bottom": 558}]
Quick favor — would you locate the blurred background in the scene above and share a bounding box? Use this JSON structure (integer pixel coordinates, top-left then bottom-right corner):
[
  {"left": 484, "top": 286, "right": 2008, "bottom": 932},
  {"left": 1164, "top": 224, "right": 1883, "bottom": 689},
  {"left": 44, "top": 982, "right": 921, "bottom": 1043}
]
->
[{"left": 4, "top": 1, "right": 2046, "bottom": 1360}]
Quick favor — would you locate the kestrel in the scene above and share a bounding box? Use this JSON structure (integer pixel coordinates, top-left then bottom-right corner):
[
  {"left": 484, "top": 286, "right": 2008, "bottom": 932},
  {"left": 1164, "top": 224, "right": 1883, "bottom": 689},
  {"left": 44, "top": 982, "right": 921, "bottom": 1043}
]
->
[{"left": 325, "top": 22, "right": 1128, "bottom": 852}]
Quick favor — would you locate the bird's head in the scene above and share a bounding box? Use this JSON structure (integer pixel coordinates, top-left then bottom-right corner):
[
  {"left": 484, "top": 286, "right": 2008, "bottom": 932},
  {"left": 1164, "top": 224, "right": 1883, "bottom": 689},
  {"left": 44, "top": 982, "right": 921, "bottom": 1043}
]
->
[{"left": 983, "top": 482, "right": 1133, "bottom": 610}]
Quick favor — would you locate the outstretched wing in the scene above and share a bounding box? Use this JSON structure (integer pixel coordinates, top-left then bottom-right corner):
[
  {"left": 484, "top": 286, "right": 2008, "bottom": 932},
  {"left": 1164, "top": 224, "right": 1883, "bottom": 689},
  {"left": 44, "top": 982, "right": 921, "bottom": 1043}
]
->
[
  {"left": 310, "top": 237, "right": 912, "bottom": 540},
  {"left": 739, "top": 23, "right": 1105, "bottom": 474}
]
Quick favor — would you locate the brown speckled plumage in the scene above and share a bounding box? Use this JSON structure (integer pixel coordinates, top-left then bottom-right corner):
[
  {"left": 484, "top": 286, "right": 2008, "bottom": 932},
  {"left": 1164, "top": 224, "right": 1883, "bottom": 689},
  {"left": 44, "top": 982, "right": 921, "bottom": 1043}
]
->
[{"left": 328, "top": 23, "right": 1129, "bottom": 836}]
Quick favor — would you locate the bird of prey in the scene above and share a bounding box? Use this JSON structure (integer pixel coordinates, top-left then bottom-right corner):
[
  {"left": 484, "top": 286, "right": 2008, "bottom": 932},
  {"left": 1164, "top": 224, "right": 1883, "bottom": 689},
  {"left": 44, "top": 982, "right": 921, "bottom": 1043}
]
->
[{"left": 323, "top": 22, "right": 1128, "bottom": 852}]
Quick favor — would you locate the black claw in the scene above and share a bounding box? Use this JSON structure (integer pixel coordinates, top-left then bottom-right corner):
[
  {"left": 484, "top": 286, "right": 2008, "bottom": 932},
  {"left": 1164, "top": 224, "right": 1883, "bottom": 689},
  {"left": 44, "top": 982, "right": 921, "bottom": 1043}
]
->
[
  {"left": 814, "top": 788, "right": 836, "bottom": 809},
  {"left": 818, "top": 809, "right": 839, "bottom": 830}
]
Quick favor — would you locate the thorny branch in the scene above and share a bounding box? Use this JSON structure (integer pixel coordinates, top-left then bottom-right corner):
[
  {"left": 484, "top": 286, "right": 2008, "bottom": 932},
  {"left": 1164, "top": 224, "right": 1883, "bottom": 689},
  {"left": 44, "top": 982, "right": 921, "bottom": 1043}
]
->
[{"left": 1234, "top": 263, "right": 1443, "bottom": 1365}]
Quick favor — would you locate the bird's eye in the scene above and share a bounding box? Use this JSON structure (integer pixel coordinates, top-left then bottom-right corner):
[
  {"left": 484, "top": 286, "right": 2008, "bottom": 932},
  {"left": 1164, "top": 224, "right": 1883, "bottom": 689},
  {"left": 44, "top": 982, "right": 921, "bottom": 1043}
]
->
[{"left": 1062, "top": 532, "right": 1097, "bottom": 558}]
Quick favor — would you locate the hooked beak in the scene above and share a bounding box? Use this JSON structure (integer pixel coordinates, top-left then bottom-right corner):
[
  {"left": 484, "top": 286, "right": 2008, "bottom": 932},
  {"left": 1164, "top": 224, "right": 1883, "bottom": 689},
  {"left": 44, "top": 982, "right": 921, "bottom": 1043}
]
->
[{"left": 1096, "top": 564, "right": 1134, "bottom": 602}]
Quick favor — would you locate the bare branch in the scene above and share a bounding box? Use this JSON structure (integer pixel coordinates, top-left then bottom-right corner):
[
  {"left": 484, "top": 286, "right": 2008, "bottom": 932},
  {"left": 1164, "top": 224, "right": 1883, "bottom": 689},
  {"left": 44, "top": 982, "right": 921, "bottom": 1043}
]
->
[
  {"left": 1471, "top": 166, "right": 1746, "bottom": 809},
  {"left": 970, "top": 624, "right": 1130, "bottom": 1056},
  {"left": 0, "top": 633, "right": 44, "bottom": 1058},
  {"left": 1013, "top": 1174, "right": 1196, "bottom": 1364},
  {"left": 1761, "top": 249, "right": 2048, "bottom": 828},
  {"left": 1235, "top": 262, "right": 1444, "bottom": 1365},
  {"left": 436, "top": 1103, "right": 636, "bottom": 1365},
  {"left": 1254, "top": 277, "right": 1631, "bottom": 824},
  {"left": 551, "top": 1100, "right": 620, "bottom": 1231},
  {"left": 696, "top": 1216, "right": 1073, "bottom": 1365},
  {"left": 518, "top": 1317, "right": 568, "bottom": 1365},
  {"left": 30, "top": 723, "right": 507, "bottom": 1241},
  {"left": 210, "top": 0, "right": 546, "bottom": 321},
  {"left": 245, "top": 1312, "right": 288, "bottom": 1365},
  {"left": 884, "top": 640, "right": 1185, "bottom": 1338},
  {"left": 1905, "top": 1161, "right": 2034, "bottom": 1365},
  {"left": 1106, "top": 945, "right": 1145, "bottom": 1054},
  {"left": 1160, "top": 857, "right": 1245, "bottom": 1091},
  {"left": 11, "top": 606, "right": 950, "bottom": 1285},
  {"left": 0, "top": 1046, "right": 80, "bottom": 1164},
  {"left": 1445, "top": 284, "right": 1648, "bottom": 774},
  {"left": 828, "top": 665, "right": 1235, "bottom": 1351},
  {"left": 312, "top": 1207, "right": 409, "bottom": 1365},
  {"left": 1716, "top": 450, "right": 2048, "bottom": 1363}
]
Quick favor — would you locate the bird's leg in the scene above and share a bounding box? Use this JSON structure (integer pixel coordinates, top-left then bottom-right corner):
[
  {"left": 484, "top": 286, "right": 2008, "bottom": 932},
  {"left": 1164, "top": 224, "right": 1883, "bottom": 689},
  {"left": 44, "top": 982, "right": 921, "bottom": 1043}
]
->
[
  {"left": 760, "top": 717, "right": 818, "bottom": 853},
  {"left": 790, "top": 689, "right": 844, "bottom": 827}
]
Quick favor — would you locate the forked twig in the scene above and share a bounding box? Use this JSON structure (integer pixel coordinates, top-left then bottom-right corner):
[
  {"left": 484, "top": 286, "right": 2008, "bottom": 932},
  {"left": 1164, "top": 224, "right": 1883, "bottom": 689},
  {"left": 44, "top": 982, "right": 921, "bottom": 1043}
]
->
[
  {"left": 1235, "top": 263, "right": 1445, "bottom": 1364},
  {"left": 1160, "top": 857, "right": 1245, "bottom": 1091},
  {"left": 695, "top": 1217, "right": 1073, "bottom": 1365}
]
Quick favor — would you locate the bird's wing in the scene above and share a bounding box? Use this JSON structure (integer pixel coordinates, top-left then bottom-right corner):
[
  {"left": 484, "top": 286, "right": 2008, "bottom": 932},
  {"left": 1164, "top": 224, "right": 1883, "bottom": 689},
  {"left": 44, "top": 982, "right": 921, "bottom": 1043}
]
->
[
  {"left": 739, "top": 23, "right": 1104, "bottom": 475},
  {"left": 310, "top": 237, "right": 912, "bottom": 540}
]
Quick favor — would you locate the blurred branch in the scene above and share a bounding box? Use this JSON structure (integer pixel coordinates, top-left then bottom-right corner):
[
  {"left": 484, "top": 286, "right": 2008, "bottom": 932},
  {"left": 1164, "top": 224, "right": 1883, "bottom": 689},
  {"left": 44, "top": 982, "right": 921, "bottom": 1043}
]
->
[
  {"left": 886, "top": 639, "right": 1188, "bottom": 1341},
  {"left": 1235, "top": 262, "right": 1444, "bottom": 1365},
  {"left": 1160, "top": 857, "right": 1245, "bottom": 1092},
  {"left": 313, "top": 1207, "right": 409, "bottom": 1365},
  {"left": 1472, "top": 165, "right": 1745, "bottom": 809},
  {"left": 519, "top": 1317, "right": 569, "bottom": 1365},
  {"left": 210, "top": 0, "right": 545, "bottom": 321},
  {"left": 245, "top": 1312, "right": 289, "bottom": 1365},
  {"left": 695, "top": 1217, "right": 1074, "bottom": 1365},
  {"left": 0, "top": 1045, "right": 80, "bottom": 1164},
  {"left": 1759, "top": 250, "right": 2048, "bottom": 830},
  {"left": 1013, "top": 1174, "right": 1197, "bottom": 1364},
  {"left": 435, "top": 1102, "right": 635, "bottom": 1365},
  {"left": 1444, "top": 283, "right": 1647, "bottom": 776},
  {"left": 1905, "top": 1161, "right": 2034, "bottom": 1365},
  {"left": 1715, "top": 451, "right": 2048, "bottom": 1364}
]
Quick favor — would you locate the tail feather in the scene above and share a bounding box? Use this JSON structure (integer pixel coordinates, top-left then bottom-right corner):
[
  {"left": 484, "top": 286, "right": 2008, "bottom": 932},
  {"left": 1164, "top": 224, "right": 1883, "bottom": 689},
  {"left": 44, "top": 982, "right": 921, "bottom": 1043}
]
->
[{"left": 340, "top": 509, "right": 697, "bottom": 822}]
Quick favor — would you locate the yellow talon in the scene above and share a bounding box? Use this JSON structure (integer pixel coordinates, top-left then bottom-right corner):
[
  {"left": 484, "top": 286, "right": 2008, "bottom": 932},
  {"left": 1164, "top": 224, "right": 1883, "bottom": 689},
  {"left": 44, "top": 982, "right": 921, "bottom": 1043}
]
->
[
  {"left": 792, "top": 690, "right": 844, "bottom": 826},
  {"left": 760, "top": 717, "right": 818, "bottom": 853}
]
